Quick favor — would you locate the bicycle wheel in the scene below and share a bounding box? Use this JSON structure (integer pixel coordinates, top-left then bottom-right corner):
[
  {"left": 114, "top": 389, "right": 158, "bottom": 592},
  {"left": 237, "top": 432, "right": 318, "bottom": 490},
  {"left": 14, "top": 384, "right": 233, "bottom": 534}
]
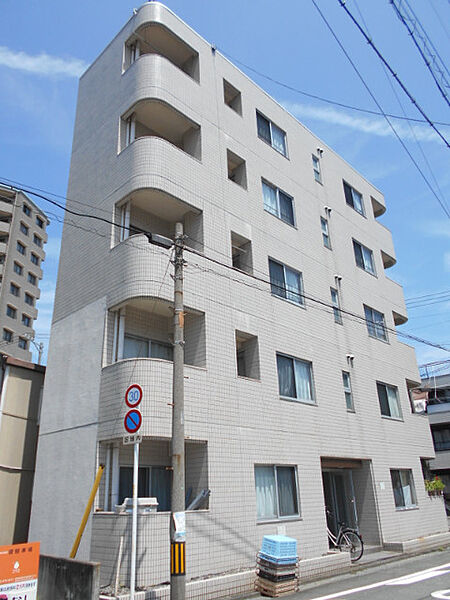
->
[{"left": 338, "top": 530, "right": 364, "bottom": 562}]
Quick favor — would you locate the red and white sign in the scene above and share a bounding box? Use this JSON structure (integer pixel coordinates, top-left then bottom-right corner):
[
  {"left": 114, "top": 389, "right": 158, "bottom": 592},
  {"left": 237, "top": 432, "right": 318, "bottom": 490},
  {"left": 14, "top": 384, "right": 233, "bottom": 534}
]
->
[
  {"left": 0, "top": 541, "right": 39, "bottom": 600},
  {"left": 125, "top": 384, "right": 143, "bottom": 408}
]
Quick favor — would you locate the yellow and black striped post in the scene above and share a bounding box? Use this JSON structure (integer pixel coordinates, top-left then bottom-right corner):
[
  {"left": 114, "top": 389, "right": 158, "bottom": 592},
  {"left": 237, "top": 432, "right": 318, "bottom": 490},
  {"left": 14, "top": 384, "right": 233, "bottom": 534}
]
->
[{"left": 171, "top": 542, "right": 186, "bottom": 576}]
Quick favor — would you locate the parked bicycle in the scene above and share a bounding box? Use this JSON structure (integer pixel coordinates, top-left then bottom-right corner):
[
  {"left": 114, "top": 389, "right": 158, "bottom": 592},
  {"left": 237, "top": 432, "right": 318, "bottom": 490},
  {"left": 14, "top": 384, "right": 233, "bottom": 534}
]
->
[{"left": 326, "top": 511, "right": 364, "bottom": 562}]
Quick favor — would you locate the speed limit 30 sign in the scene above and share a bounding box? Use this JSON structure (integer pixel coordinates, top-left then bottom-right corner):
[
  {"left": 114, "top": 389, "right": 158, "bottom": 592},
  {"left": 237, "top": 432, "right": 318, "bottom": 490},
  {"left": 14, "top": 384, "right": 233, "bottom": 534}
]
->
[{"left": 125, "top": 384, "right": 143, "bottom": 408}]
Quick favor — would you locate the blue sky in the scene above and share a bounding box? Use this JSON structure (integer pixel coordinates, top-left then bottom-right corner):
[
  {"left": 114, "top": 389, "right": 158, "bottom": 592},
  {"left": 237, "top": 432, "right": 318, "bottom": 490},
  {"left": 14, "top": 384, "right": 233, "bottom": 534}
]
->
[{"left": 0, "top": 0, "right": 448, "bottom": 369}]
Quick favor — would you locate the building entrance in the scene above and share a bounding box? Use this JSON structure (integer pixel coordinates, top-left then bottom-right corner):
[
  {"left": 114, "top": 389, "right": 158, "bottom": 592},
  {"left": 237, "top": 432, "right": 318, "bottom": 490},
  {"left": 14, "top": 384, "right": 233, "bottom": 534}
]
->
[{"left": 322, "top": 467, "right": 358, "bottom": 540}]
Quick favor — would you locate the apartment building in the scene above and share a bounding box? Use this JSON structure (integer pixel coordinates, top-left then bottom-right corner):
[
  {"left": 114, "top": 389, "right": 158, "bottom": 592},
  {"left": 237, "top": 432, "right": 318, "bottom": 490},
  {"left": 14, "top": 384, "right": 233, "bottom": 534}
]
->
[
  {"left": 29, "top": 3, "right": 449, "bottom": 596},
  {"left": 0, "top": 186, "right": 48, "bottom": 361}
]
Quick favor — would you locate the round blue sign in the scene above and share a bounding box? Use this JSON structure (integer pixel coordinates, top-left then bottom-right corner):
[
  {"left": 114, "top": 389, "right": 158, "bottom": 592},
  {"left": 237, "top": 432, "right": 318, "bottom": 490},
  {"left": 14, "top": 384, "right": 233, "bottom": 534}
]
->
[{"left": 124, "top": 409, "right": 142, "bottom": 434}]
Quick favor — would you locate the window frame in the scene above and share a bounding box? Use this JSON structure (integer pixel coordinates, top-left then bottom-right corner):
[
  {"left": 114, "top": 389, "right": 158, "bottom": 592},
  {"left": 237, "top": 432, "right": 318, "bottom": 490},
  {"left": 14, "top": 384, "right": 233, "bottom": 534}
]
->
[
  {"left": 28, "top": 272, "right": 37, "bottom": 285},
  {"left": 342, "top": 371, "right": 354, "bottom": 411},
  {"left": 254, "top": 464, "right": 300, "bottom": 521},
  {"left": 343, "top": 181, "right": 365, "bottom": 216},
  {"left": 20, "top": 222, "right": 29, "bottom": 236},
  {"left": 123, "top": 334, "right": 173, "bottom": 361},
  {"left": 22, "top": 204, "right": 31, "bottom": 217},
  {"left": 364, "top": 305, "right": 388, "bottom": 342},
  {"left": 353, "top": 239, "right": 376, "bottom": 275},
  {"left": 17, "top": 241, "right": 26, "bottom": 256},
  {"left": 3, "top": 329, "right": 12, "bottom": 342},
  {"left": 30, "top": 253, "right": 40, "bottom": 266},
  {"left": 10, "top": 282, "right": 20, "bottom": 297},
  {"left": 18, "top": 337, "right": 28, "bottom": 350},
  {"left": 6, "top": 305, "right": 17, "bottom": 319},
  {"left": 390, "top": 469, "right": 417, "bottom": 510},
  {"left": 377, "top": 381, "right": 402, "bottom": 419},
  {"left": 33, "top": 234, "right": 42, "bottom": 248},
  {"left": 36, "top": 216, "right": 44, "bottom": 229},
  {"left": 22, "top": 314, "right": 31, "bottom": 327},
  {"left": 276, "top": 352, "right": 315, "bottom": 404},
  {"left": 321, "top": 217, "right": 331, "bottom": 249},
  {"left": 262, "top": 180, "right": 295, "bottom": 226},
  {"left": 269, "top": 258, "right": 304, "bottom": 306},
  {"left": 256, "top": 111, "right": 288, "bottom": 157},
  {"left": 330, "top": 288, "right": 342, "bottom": 324},
  {"left": 24, "top": 293, "right": 34, "bottom": 307},
  {"left": 13, "top": 262, "right": 23, "bottom": 276}
]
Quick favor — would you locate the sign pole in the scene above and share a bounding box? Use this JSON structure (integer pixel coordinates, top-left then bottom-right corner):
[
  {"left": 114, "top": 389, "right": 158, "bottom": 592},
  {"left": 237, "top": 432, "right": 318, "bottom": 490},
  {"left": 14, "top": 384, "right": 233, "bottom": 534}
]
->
[{"left": 130, "top": 440, "right": 139, "bottom": 600}]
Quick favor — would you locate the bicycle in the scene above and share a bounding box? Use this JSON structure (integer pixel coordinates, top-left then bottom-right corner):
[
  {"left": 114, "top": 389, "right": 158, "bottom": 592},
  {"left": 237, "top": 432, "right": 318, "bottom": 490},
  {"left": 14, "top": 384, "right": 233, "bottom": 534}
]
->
[{"left": 326, "top": 515, "right": 364, "bottom": 562}]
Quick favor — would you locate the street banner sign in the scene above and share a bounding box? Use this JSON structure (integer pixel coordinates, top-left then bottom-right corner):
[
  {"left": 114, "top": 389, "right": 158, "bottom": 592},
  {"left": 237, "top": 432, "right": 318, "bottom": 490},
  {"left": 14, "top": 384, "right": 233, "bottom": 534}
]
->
[
  {"left": 0, "top": 541, "right": 39, "bottom": 600},
  {"left": 125, "top": 384, "right": 143, "bottom": 408},
  {"left": 124, "top": 409, "right": 142, "bottom": 434}
]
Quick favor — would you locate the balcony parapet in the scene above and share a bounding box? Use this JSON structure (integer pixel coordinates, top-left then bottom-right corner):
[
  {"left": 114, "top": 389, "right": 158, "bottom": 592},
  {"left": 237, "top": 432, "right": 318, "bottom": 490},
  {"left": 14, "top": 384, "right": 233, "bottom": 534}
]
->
[{"left": 0, "top": 201, "right": 13, "bottom": 216}]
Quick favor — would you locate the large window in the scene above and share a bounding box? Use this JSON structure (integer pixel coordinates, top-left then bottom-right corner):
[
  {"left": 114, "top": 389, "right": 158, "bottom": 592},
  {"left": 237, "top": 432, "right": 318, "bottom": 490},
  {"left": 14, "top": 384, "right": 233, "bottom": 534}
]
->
[
  {"left": 262, "top": 180, "right": 294, "bottom": 226},
  {"left": 431, "top": 426, "right": 450, "bottom": 452},
  {"left": 119, "top": 466, "right": 171, "bottom": 511},
  {"left": 343, "top": 181, "right": 364, "bottom": 215},
  {"left": 377, "top": 381, "right": 401, "bottom": 419},
  {"left": 353, "top": 240, "right": 375, "bottom": 275},
  {"left": 256, "top": 111, "right": 287, "bottom": 156},
  {"left": 254, "top": 465, "right": 299, "bottom": 520},
  {"left": 364, "top": 305, "right": 388, "bottom": 341},
  {"left": 390, "top": 469, "right": 417, "bottom": 509},
  {"left": 123, "top": 335, "right": 173, "bottom": 361},
  {"left": 269, "top": 259, "right": 304, "bottom": 305},
  {"left": 276, "top": 353, "right": 315, "bottom": 403}
]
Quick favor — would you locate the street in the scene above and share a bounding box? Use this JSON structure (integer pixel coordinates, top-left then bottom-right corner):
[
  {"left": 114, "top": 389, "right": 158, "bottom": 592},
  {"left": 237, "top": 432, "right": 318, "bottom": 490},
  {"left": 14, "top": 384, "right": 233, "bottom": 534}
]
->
[{"left": 264, "top": 549, "right": 450, "bottom": 600}]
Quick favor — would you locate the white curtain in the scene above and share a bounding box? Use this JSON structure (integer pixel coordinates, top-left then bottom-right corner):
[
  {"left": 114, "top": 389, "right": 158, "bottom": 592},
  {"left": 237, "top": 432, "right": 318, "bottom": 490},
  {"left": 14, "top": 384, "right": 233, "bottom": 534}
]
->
[
  {"left": 387, "top": 386, "right": 401, "bottom": 418},
  {"left": 295, "top": 360, "right": 313, "bottom": 401},
  {"left": 277, "top": 355, "right": 296, "bottom": 398},
  {"left": 272, "top": 124, "right": 286, "bottom": 155},
  {"left": 255, "top": 466, "right": 277, "bottom": 519},
  {"left": 362, "top": 246, "right": 375, "bottom": 274},
  {"left": 263, "top": 182, "right": 278, "bottom": 216},
  {"left": 285, "top": 268, "right": 302, "bottom": 304}
]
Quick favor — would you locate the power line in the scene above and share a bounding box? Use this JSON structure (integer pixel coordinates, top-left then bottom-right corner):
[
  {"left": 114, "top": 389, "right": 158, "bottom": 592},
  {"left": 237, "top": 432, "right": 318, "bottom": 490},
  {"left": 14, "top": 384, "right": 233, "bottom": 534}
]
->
[
  {"left": 310, "top": 0, "right": 450, "bottom": 219},
  {"left": 405, "top": 289, "right": 450, "bottom": 302},
  {"left": 217, "top": 48, "right": 450, "bottom": 126},
  {"left": 390, "top": 0, "right": 450, "bottom": 108},
  {"left": 337, "top": 0, "right": 450, "bottom": 148}
]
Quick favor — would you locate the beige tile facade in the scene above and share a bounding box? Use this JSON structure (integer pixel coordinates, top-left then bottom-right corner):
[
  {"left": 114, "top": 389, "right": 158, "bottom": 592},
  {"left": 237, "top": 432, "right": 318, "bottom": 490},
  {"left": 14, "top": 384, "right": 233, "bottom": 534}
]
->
[
  {"left": 30, "top": 2, "right": 449, "bottom": 596},
  {"left": 0, "top": 186, "right": 48, "bottom": 361}
]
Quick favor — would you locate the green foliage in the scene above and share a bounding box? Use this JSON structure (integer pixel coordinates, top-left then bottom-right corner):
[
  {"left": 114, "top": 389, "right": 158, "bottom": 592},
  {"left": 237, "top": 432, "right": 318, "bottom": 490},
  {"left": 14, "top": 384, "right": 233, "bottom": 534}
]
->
[{"left": 425, "top": 476, "right": 445, "bottom": 492}]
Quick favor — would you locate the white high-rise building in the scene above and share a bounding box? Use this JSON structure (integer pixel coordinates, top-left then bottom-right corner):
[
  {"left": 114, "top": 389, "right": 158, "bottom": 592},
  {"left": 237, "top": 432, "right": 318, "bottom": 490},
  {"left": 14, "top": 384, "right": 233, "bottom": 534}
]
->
[{"left": 30, "top": 3, "right": 449, "bottom": 596}]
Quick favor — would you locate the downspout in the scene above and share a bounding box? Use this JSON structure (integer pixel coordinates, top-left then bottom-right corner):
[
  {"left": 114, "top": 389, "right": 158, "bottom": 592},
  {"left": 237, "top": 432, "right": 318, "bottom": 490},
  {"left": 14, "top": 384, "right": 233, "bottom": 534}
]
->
[{"left": 0, "top": 355, "right": 9, "bottom": 435}]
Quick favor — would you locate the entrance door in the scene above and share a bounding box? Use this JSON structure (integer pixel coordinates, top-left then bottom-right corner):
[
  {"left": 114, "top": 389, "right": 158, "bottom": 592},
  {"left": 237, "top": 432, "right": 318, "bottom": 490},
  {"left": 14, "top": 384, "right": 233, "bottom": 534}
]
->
[{"left": 322, "top": 470, "right": 357, "bottom": 538}]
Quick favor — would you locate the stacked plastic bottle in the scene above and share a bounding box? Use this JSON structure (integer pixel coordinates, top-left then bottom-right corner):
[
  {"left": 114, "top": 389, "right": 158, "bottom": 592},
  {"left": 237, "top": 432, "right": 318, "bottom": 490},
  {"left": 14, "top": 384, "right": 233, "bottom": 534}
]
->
[{"left": 256, "top": 535, "right": 299, "bottom": 597}]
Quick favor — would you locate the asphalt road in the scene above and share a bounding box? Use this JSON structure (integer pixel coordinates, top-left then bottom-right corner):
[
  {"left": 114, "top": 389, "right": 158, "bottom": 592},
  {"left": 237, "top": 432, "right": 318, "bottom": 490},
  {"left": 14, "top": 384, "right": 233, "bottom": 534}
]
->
[{"left": 264, "top": 549, "right": 450, "bottom": 600}]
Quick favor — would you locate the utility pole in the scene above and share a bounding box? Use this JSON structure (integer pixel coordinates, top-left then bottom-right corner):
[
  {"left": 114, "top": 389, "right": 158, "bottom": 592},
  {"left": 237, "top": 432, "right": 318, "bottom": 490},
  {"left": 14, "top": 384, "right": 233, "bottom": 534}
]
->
[{"left": 170, "top": 222, "right": 186, "bottom": 600}]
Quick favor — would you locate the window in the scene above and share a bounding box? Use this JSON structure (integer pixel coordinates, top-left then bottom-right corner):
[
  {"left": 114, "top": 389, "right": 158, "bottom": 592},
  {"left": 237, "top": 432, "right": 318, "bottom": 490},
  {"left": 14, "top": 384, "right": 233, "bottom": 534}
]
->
[
  {"left": 235, "top": 331, "right": 260, "bottom": 379},
  {"left": 28, "top": 272, "right": 37, "bottom": 285},
  {"left": 13, "top": 262, "right": 23, "bottom": 276},
  {"left": 377, "top": 382, "right": 401, "bottom": 419},
  {"left": 22, "top": 314, "right": 31, "bottom": 327},
  {"left": 353, "top": 240, "right": 375, "bottom": 275},
  {"left": 6, "top": 305, "right": 17, "bottom": 319},
  {"left": 364, "top": 305, "right": 388, "bottom": 341},
  {"left": 30, "top": 253, "right": 40, "bottom": 266},
  {"left": 20, "top": 222, "right": 29, "bottom": 236},
  {"left": 312, "top": 155, "right": 322, "bottom": 183},
  {"left": 269, "top": 259, "right": 304, "bottom": 305},
  {"left": 36, "top": 216, "right": 44, "bottom": 228},
  {"left": 256, "top": 111, "right": 287, "bottom": 156},
  {"left": 123, "top": 335, "right": 173, "bottom": 361},
  {"left": 3, "top": 329, "right": 12, "bottom": 342},
  {"left": 254, "top": 465, "right": 299, "bottom": 520},
  {"left": 276, "top": 353, "right": 315, "bottom": 403},
  {"left": 330, "top": 288, "right": 342, "bottom": 324},
  {"left": 321, "top": 217, "right": 331, "bottom": 249},
  {"left": 22, "top": 204, "right": 31, "bottom": 216},
  {"left": 262, "top": 180, "right": 294, "bottom": 226},
  {"left": 223, "top": 79, "right": 242, "bottom": 115},
  {"left": 118, "top": 466, "right": 171, "bottom": 511},
  {"left": 18, "top": 337, "right": 28, "bottom": 350},
  {"left": 33, "top": 234, "right": 42, "bottom": 247},
  {"left": 227, "top": 149, "right": 247, "bottom": 189},
  {"left": 390, "top": 469, "right": 417, "bottom": 509},
  {"left": 24, "top": 293, "right": 34, "bottom": 306},
  {"left": 431, "top": 426, "right": 450, "bottom": 452},
  {"left": 10, "top": 283, "right": 19, "bottom": 297},
  {"left": 231, "top": 232, "right": 253, "bottom": 274},
  {"left": 17, "top": 242, "right": 26, "bottom": 255},
  {"left": 342, "top": 371, "right": 354, "bottom": 411},
  {"left": 343, "top": 181, "right": 364, "bottom": 215}
]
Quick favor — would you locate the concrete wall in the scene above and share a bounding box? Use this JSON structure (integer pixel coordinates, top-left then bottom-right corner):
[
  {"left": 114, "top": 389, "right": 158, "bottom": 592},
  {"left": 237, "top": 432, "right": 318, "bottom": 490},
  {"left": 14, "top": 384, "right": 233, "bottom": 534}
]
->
[{"left": 38, "top": 554, "right": 100, "bottom": 600}]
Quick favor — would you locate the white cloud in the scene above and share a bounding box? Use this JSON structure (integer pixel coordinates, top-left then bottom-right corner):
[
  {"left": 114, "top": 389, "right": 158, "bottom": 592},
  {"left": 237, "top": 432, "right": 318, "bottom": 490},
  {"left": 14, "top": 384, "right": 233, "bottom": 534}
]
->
[
  {"left": 424, "top": 220, "right": 450, "bottom": 239},
  {"left": 282, "top": 101, "right": 443, "bottom": 144},
  {"left": 0, "top": 46, "right": 87, "bottom": 78},
  {"left": 44, "top": 235, "right": 62, "bottom": 260}
]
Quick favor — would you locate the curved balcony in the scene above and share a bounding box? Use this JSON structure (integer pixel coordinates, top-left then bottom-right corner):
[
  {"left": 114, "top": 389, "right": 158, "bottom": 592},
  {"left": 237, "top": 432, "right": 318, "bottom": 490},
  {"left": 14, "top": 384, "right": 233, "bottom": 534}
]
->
[
  {"left": 98, "top": 358, "right": 207, "bottom": 440},
  {"left": 121, "top": 53, "right": 201, "bottom": 120},
  {"left": 115, "top": 136, "right": 205, "bottom": 212}
]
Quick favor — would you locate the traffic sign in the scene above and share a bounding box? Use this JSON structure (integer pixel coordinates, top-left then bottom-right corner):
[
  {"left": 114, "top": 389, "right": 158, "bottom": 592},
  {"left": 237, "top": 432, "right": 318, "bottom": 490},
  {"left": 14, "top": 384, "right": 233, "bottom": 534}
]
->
[
  {"left": 125, "top": 384, "right": 143, "bottom": 408},
  {"left": 124, "top": 409, "right": 142, "bottom": 434}
]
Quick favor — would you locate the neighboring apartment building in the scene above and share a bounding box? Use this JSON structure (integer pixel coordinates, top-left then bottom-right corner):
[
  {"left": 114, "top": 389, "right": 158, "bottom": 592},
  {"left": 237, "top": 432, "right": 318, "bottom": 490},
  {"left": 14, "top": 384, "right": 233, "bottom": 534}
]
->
[
  {"left": 0, "top": 354, "right": 45, "bottom": 545},
  {"left": 423, "top": 374, "right": 450, "bottom": 504},
  {"left": 29, "top": 3, "right": 449, "bottom": 596},
  {"left": 0, "top": 186, "right": 48, "bottom": 361}
]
